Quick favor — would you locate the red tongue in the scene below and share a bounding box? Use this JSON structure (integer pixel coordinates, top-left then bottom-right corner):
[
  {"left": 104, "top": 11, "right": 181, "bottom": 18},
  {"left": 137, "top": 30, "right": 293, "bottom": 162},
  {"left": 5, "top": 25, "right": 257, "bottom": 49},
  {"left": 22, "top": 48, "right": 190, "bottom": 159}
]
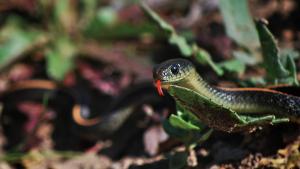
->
[{"left": 155, "top": 80, "right": 164, "bottom": 96}]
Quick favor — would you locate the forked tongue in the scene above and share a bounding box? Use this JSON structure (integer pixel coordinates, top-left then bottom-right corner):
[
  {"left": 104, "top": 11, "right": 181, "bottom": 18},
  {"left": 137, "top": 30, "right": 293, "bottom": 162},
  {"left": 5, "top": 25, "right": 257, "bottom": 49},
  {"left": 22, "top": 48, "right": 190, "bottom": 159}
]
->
[{"left": 155, "top": 80, "right": 164, "bottom": 96}]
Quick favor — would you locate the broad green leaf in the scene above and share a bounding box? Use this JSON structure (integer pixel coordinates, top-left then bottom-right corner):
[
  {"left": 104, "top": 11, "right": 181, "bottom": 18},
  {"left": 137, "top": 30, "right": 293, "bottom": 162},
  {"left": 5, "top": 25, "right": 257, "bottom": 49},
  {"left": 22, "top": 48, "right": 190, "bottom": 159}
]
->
[
  {"left": 46, "top": 36, "right": 76, "bottom": 80},
  {"left": 163, "top": 104, "right": 207, "bottom": 143},
  {"left": 167, "top": 85, "right": 288, "bottom": 132},
  {"left": 162, "top": 120, "right": 190, "bottom": 139},
  {"left": 233, "top": 50, "right": 257, "bottom": 65},
  {"left": 256, "top": 20, "right": 289, "bottom": 83},
  {"left": 163, "top": 105, "right": 206, "bottom": 144},
  {"left": 219, "top": 0, "right": 259, "bottom": 51},
  {"left": 169, "top": 114, "right": 200, "bottom": 131},
  {"left": 176, "top": 103, "right": 205, "bottom": 129},
  {"left": 168, "top": 85, "right": 246, "bottom": 133},
  {"left": 218, "top": 59, "right": 245, "bottom": 74},
  {"left": 0, "top": 18, "right": 45, "bottom": 69},
  {"left": 141, "top": 3, "right": 223, "bottom": 75}
]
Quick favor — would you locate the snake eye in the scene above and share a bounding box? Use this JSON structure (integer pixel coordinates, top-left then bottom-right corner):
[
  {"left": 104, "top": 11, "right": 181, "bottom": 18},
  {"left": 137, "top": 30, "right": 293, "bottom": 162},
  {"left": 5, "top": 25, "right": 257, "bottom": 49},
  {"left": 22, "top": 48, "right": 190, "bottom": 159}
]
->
[{"left": 170, "top": 64, "right": 180, "bottom": 75}]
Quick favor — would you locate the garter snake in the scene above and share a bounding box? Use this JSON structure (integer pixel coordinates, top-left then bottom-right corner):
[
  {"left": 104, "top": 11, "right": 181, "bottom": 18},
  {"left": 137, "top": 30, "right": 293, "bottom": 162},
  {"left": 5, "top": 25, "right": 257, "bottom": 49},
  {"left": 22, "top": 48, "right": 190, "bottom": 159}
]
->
[{"left": 153, "top": 59, "right": 300, "bottom": 131}]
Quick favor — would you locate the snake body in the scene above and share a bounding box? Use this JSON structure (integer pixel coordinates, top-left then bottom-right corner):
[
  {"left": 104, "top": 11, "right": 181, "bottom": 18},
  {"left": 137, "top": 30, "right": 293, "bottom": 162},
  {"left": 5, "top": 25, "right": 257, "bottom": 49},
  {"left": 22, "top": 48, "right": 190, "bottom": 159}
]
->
[
  {"left": 0, "top": 80, "right": 163, "bottom": 141},
  {"left": 153, "top": 59, "right": 300, "bottom": 122}
]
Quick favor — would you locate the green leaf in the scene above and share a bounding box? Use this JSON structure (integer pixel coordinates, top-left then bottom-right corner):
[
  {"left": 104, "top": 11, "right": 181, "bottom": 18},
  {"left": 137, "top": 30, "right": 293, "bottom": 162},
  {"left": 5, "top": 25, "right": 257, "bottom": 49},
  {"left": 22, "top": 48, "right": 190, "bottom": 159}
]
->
[
  {"left": 239, "top": 77, "right": 266, "bottom": 87},
  {"left": 162, "top": 120, "right": 190, "bottom": 139},
  {"left": 280, "top": 48, "right": 300, "bottom": 61},
  {"left": 256, "top": 20, "right": 299, "bottom": 85},
  {"left": 169, "top": 34, "right": 193, "bottom": 56},
  {"left": 163, "top": 104, "right": 206, "bottom": 143},
  {"left": 96, "top": 7, "right": 118, "bottom": 27},
  {"left": 141, "top": 3, "right": 192, "bottom": 56},
  {"left": 0, "top": 18, "right": 46, "bottom": 69},
  {"left": 164, "top": 103, "right": 213, "bottom": 151},
  {"left": 219, "top": 0, "right": 259, "bottom": 51},
  {"left": 54, "top": 0, "right": 69, "bottom": 23},
  {"left": 141, "top": 3, "right": 223, "bottom": 76},
  {"left": 168, "top": 85, "right": 246, "bottom": 132},
  {"left": 83, "top": 6, "right": 118, "bottom": 34},
  {"left": 78, "top": 0, "right": 98, "bottom": 29},
  {"left": 233, "top": 50, "right": 257, "bottom": 65},
  {"left": 283, "top": 55, "right": 299, "bottom": 85},
  {"left": 256, "top": 20, "right": 290, "bottom": 83},
  {"left": 197, "top": 129, "right": 213, "bottom": 144},
  {"left": 168, "top": 85, "right": 289, "bottom": 132},
  {"left": 46, "top": 36, "right": 76, "bottom": 80},
  {"left": 141, "top": 3, "right": 174, "bottom": 34},
  {"left": 53, "top": 0, "right": 76, "bottom": 32},
  {"left": 176, "top": 103, "right": 205, "bottom": 129},
  {"left": 193, "top": 45, "right": 224, "bottom": 75},
  {"left": 278, "top": 49, "right": 299, "bottom": 85},
  {"left": 169, "top": 114, "right": 200, "bottom": 131},
  {"left": 85, "top": 18, "right": 160, "bottom": 40},
  {"left": 218, "top": 59, "right": 246, "bottom": 74}
]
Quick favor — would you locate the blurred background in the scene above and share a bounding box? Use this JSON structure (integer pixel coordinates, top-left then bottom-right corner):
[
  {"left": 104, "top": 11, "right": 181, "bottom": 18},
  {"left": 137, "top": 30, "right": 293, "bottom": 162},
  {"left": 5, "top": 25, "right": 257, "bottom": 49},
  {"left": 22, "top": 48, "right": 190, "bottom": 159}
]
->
[{"left": 0, "top": 0, "right": 299, "bottom": 168}]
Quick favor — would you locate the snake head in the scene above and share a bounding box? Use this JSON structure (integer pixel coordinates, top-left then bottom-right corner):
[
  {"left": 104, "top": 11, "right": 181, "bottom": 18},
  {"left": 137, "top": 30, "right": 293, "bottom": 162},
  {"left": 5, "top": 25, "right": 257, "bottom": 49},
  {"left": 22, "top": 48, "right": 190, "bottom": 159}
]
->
[{"left": 153, "top": 59, "right": 194, "bottom": 95}]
